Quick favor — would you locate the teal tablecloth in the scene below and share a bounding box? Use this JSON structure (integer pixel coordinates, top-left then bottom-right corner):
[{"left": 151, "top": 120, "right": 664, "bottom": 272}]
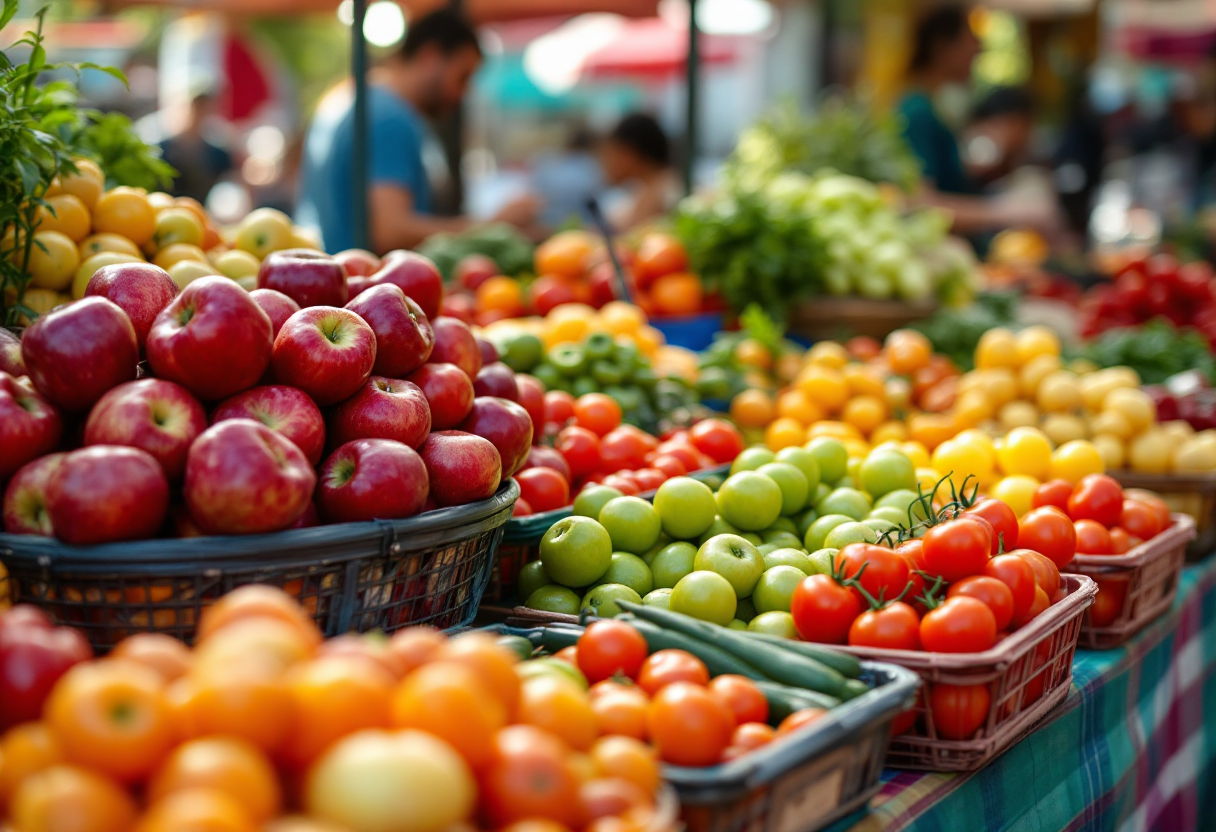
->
[{"left": 832, "top": 558, "right": 1216, "bottom": 832}]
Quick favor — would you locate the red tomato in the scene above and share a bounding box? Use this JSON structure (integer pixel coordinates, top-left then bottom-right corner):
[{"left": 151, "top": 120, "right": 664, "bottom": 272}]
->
[
  {"left": 1018, "top": 507, "right": 1077, "bottom": 569},
  {"left": 1089, "top": 578, "right": 1128, "bottom": 628},
  {"left": 835, "top": 544, "right": 911, "bottom": 603},
  {"left": 982, "top": 555, "right": 1037, "bottom": 619},
  {"left": 555, "top": 646, "right": 578, "bottom": 664},
  {"left": 512, "top": 498, "right": 533, "bottom": 516},
  {"left": 600, "top": 427, "right": 650, "bottom": 472},
  {"left": 727, "top": 722, "right": 776, "bottom": 755},
  {"left": 636, "top": 650, "right": 709, "bottom": 695},
  {"left": 514, "top": 467, "right": 570, "bottom": 513},
  {"left": 632, "top": 468, "right": 667, "bottom": 492},
  {"left": 1067, "top": 474, "right": 1124, "bottom": 527},
  {"left": 601, "top": 473, "right": 640, "bottom": 496},
  {"left": 890, "top": 707, "right": 918, "bottom": 737},
  {"left": 921, "top": 518, "right": 990, "bottom": 583},
  {"left": 1010, "top": 548, "right": 1061, "bottom": 597},
  {"left": 847, "top": 602, "right": 921, "bottom": 650},
  {"left": 919, "top": 596, "right": 997, "bottom": 653},
  {"left": 790, "top": 575, "right": 863, "bottom": 645},
  {"left": 894, "top": 541, "right": 927, "bottom": 602},
  {"left": 1120, "top": 499, "right": 1162, "bottom": 541},
  {"left": 1009, "top": 584, "right": 1050, "bottom": 629},
  {"left": 481, "top": 726, "right": 582, "bottom": 827},
  {"left": 556, "top": 426, "right": 602, "bottom": 480},
  {"left": 650, "top": 454, "right": 688, "bottom": 479},
  {"left": 1108, "top": 527, "right": 1131, "bottom": 554},
  {"left": 965, "top": 499, "right": 1018, "bottom": 553},
  {"left": 708, "top": 675, "right": 768, "bottom": 725},
  {"left": 572, "top": 393, "right": 622, "bottom": 437},
  {"left": 946, "top": 576, "right": 1014, "bottom": 631},
  {"left": 929, "top": 683, "right": 990, "bottom": 740},
  {"left": 544, "top": 391, "right": 576, "bottom": 427},
  {"left": 655, "top": 443, "right": 700, "bottom": 471},
  {"left": 577, "top": 620, "right": 649, "bottom": 683},
  {"left": 1130, "top": 493, "right": 1172, "bottom": 532},
  {"left": 777, "top": 708, "right": 828, "bottom": 735},
  {"left": 688, "top": 419, "right": 744, "bottom": 464},
  {"left": 1032, "top": 480, "right": 1073, "bottom": 512},
  {"left": 1073, "top": 519, "right": 1112, "bottom": 554},
  {"left": 647, "top": 683, "right": 734, "bottom": 766}
]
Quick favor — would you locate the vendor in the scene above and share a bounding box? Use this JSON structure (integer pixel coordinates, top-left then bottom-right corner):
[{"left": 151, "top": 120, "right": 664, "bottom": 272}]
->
[
  {"left": 298, "top": 9, "right": 537, "bottom": 254},
  {"left": 600, "top": 113, "right": 681, "bottom": 233}
]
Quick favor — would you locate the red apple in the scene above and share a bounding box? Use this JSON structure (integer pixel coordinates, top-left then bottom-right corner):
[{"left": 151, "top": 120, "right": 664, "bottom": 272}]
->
[
  {"left": 440, "top": 294, "right": 476, "bottom": 326},
  {"left": 291, "top": 502, "right": 320, "bottom": 529},
  {"left": 2, "top": 453, "right": 65, "bottom": 535},
  {"left": 519, "top": 444, "right": 571, "bottom": 483},
  {"left": 84, "top": 262, "right": 179, "bottom": 350},
  {"left": 345, "top": 284, "right": 434, "bottom": 377},
  {"left": 515, "top": 374, "right": 545, "bottom": 436},
  {"left": 455, "top": 254, "right": 498, "bottom": 292},
  {"left": 334, "top": 248, "right": 381, "bottom": 278},
  {"left": 0, "top": 372, "right": 62, "bottom": 479},
  {"left": 257, "top": 249, "right": 349, "bottom": 309},
  {"left": 429, "top": 316, "right": 482, "bottom": 378},
  {"left": 418, "top": 430, "right": 502, "bottom": 507},
  {"left": 249, "top": 288, "right": 301, "bottom": 339},
  {"left": 328, "top": 376, "right": 431, "bottom": 449},
  {"left": 22, "top": 297, "right": 138, "bottom": 412},
  {"left": 272, "top": 307, "right": 377, "bottom": 406},
  {"left": 0, "top": 328, "right": 24, "bottom": 377},
  {"left": 459, "top": 396, "right": 533, "bottom": 477},
  {"left": 212, "top": 385, "right": 326, "bottom": 466},
  {"left": 473, "top": 362, "right": 517, "bottom": 401},
  {"left": 147, "top": 276, "right": 273, "bottom": 401},
  {"left": 405, "top": 362, "right": 473, "bottom": 430},
  {"left": 317, "top": 438, "right": 429, "bottom": 523},
  {"left": 373, "top": 251, "right": 444, "bottom": 319},
  {"left": 347, "top": 276, "right": 373, "bottom": 299},
  {"left": 184, "top": 418, "right": 316, "bottom": 535},
  {"left": 83, "top": 379, "right": 206, "bottom": 481},
  {"left": 477, "top": 336, "right": 499, "bottom": 365},
  {"left": 46, "top": 445, "right": 169, "bottom": 544}
]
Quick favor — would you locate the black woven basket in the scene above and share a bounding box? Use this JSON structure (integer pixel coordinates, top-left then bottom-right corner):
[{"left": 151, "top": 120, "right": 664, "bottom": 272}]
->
[{"left": 0, "top": 480, "right": 518, "bottom": 650}]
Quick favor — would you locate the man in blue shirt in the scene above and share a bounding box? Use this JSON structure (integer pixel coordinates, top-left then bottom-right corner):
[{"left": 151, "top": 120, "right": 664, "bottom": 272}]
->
[{"left": 299, "top": 9, "right": 534, "bottom": 254}]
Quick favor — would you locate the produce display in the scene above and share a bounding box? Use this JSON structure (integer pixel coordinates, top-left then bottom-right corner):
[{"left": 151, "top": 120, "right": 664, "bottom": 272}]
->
[{"left": 1078, "top": 253, "right": 1216, "bottom": 345}]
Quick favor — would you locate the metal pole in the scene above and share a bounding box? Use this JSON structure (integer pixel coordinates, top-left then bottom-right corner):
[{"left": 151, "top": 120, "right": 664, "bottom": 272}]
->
[
  {"left": 351, "top": 0, "right": 370, "bottom": 251},
  {"left": 684, "top": 0, "right": 699, "bottom": 196}
]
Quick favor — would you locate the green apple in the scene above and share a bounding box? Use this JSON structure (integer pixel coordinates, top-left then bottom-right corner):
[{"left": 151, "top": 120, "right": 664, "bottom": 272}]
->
[
  {"left": 757, "top": 462, "right": 809, "bottom": 516},
  {"left": 697, "top": 516, "right": 741, "bottom": 546},
  {"left": 833, "top": 475, "right": 855, "bottom": 489},
  {"left": 595, "top": 552, "right": 654, "bottom": 596},
  {"left": 598, "top": 496, "right": 662, "bottom": 554},
  {"left": 643, "top": 588, "right": 673, "bottom": 609},
  {"left": 748, "top": 611, "right": 798, "bottom": 638},
  {"left": 807, "top": 548, "right": 839, "bottom": 575},
  {"left": 653, "top": 478, "right": 717, "bottom": 540},
  {"left": 860, "top": 449, "right": 916, "bottom": 498},
  {"left": 716, "top": 472, "right": 782, "bottom": 531},
  {"left": 876, "top": 488, "right": 929, "bottom": 521},
  {"left": 805, "top": 437, "right": 848, "bottom": 483},
  {"left": 815, "top": 487, "right": 872, "bottom": 521},
  {"left": 868, "top": 506, "right": 911, "bottom": 527},
  {"left": 540, "top": 516, "right": 613, "bottom": 587},
  {"left": 517, "top": 561, "right": 551, "bottom": 600},
  {"left": 640, "top": 534, "right": 672, "bottom": 565},
  {"left": 752, "top": 565, "right": 805, "bottom": 613},
  {"left": 573, "top": 485, "right": 624, "bottom": 518},
  {"left": 694, "top": 534, "right": 765, "bottom": 598},
  {"left": 670, "top": 571, "right": 737, "bottom": 626},
  {"left": 650, "top": 541, "right": 698, "bottom": 588},
  {"left": 757, "top": 542, "right": 782, "bottom": 556},
  {"left": 811, "top": 483, "right": 831, "bottom": 506},
  {"left": 525, "top": 585, "right": 582, "bottom": 615},
  {"left": 775, "top": 446, "right": 821, "bottom": 493},
  {"left": 728, "top": 619, "right": 749, "bottom": 631},
  {"left": 740, "top": 532, "right": 763, "bottom": 546},
  {"left": 763, "top": 548, "right": 815, "bottom": 574},
  {"left": 730, "top": 445, "right": 776, "bottom": 474},
  {"left": 794, "top": 508, "right": 819, "bottom": 538},
  {"left": 847, "top": 457, "right": 863, "bottom": 482},
  {"left": 804, "top": 514, "right": 854, "bottom": 551},
  {"left": 823, "top": 521, "right": 879, "bottom": 549},
  {"left": 761, "top": 530, "right": 803, "bottom": 549},
  {"left": 581, "top": 583, "right": 643, "bottom": 618},
  {"left": 764, "top": 518, "right": 800, "bottom": 536},
  {"left": 735, "top": 596, "right": 757, "bottom": 623}
]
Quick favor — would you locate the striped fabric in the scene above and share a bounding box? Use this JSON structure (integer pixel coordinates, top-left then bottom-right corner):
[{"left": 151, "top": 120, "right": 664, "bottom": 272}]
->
[{"left": 829, "top": 559, "right": 1216, "bottom": 832}]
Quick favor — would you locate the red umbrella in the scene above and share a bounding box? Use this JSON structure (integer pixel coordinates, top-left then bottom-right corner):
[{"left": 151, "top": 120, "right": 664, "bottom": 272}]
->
[{"left": 581, "top": 15, "right": 736, "bottom": 80}]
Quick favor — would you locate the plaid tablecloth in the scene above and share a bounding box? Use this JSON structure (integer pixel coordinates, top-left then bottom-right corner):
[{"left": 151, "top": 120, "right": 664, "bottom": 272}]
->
[{"left": 830, "top": 557, "right": 1216, "bottom": 832}]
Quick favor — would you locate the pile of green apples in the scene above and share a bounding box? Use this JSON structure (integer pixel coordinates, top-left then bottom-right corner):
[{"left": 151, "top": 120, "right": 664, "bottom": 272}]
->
[{"left": 519, "top": 435, "right": 925, "bottom": 634}]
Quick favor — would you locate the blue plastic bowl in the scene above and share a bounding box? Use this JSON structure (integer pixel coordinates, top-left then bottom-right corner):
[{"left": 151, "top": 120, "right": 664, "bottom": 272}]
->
[{"left": 650, "top": 311, "right": 724, "bottom": 351}]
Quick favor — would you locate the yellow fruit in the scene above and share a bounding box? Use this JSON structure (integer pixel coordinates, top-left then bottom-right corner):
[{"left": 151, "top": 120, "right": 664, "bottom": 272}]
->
[
  {"left": 916, "top": 467, "right": 943, "bottom": 491},
  {"left": 884, "top": 376, "right": 911, "bottom": 411},
  {"left": 154, "top": 244, "right": 209, "bottom": 271},
  {"left": 954, "top": 429, "right": 997, "bottom": 467},
  {"left": 153, "top": 207, "right": 205, "bottom": 250},
  {"left": 842, "top": 395, "right": 886, "bottom": 436},
  {"left": 1174, "top": 434, "right": 1216, "bottom": 473},
  {"left": 1068, "top": 358, "right": 1100, "bottom": 375},
  {"left": 1041, "top": 413, "right": 1088, "bottom": 447},
  {"left": 900, "top": 441, "right": 931, "bottom": 468},
  {"left": 236, "top": 275, "right": 258, "bottom": 291},
  {"left": 26, "top": 231, "right": 81, "bottom": 291},
  {"left": 148, "top": 191, "right": 176, "bottom": 210},
  {"left": 1128, "top": 430, "right": 1173, "bottom": 474},
  {"left": 990, "top": 474, "right": 1040, "bottom": 518},
  {"left": 234, "top": 207, "right": 293, "bottom": 258},
  {"left": 843, "top": 438, "right": 872, "bottom": 460},
  {"left": 93, "top": 187, "right": 157, "bottom": 245},
  {"left": 794, "top": 365, "right": 848, "bottom": 413},
  {"left": 932, "top": 439, "right": 993, "bottom": 493},
  {"left": 806, "top": 341, "right": 848, "bottom": 369},
  {"left": 635, "top": 326, "right": 664, "bottom": 357},
  {"left": 870, "top": 421, "right": 907, "bottom": 445},
  {"left": 291, "top": 227, "right": 322, "bottom": 250},
  {"left": 36, "top": 193, "right": 90, "bottom": 243},
  {"left": 976, "top": 368, "right": 1018, "bottom": 408},
  {"left": 1019, "top": 354, "right": 1062, "bottom": 399},
  {"left": 999, "top": 400, "right": 1040, "bottom": 431},
  {"left": 167, "top": 260, "right": 220, "bottom": 289},
  {"left": 734, "top": 338, "right": 772, "bottom": 371},
  {"left": 996, "top": 426, "right": 1053, "bottom": 479},
  {"left": 78, "top": 233, "right": 142, "bottom": 260},
  {"left": 953, "top": 389, "right": 993, "bottom": 428},
  {"left": 1091, "top": 434, "right": 1126, "bottom": 470},
  {"left": 1050, "top": 440, "right": 1105, "bottom": 483},
  {"left": 975, "top": 328, "right": 1019, "bottom": 369},
  {"left": 50, "top": 158, "right": 105, "bottom": 209},
  {"left": 18, "top": 288, "right": 66, "bottom": 321},
  {"left": 1161, "top": 420, "right": 1195, "bottom": 442},
  {"left": 1103, "top": 387, "right": 1155, "bottom": 434},
  {"left": 599, "top": 301, "right": 645, "bottom": 336},
  {"left": 765, "top": 417, "right": 806, "bottom": 451},
  {"left": 773, "top": 352, "right": 802, "bottom": 384},
  {"left": 1014, "top": 325, "right": 1061, "bottom": 364},
  {"left": 73, "top": 252, "right": 141, "bottom": 298},
  {"left": 730, "top": 389, "right": 777, "bottom": 429},
  {"left": 1079, "top": 368, "right": 1136, "bottom": 412},
  {"left": 1089, "top": 410, "right": 1132, "bottom": 441},
  {"left": 1036, "top": 370, "right": 1081, "bottom": 413},
  {"left": 842, "top": 363, "right": 885, "bottom": 398},
  {"left": 775, "top": 389, "right": 823, "bottom": 427},
  {"left": 806, "top": 421, "right": 861, "bottom": 441},
  {"left": 211, "top": 249, "right": 262, "bottom": 280}
]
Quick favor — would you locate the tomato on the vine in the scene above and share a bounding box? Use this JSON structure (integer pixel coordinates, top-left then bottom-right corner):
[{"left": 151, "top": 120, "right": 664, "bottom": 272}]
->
[
  {"left": 1073, "top": 519, "right": 1112, "bottom": 554},
  {"left": 946, "top": 576, "right": 1014, "bottom": 631},
  {"left": 847, "top": 602, "right": 921, "bottom": 650},
  {"left": 1120, "top": 499, "right": 1161, "bottom": 541},
  {"left": 1018, "top": 507, "right": 1077, "bottom": 568},
  {"left": 921, "top": 518, "right": 990, "bottom": 583},
  {"left": 790, "top": 575, "right": 863, "bottom": 645},
  {"left": 835, "top": 544, "right": 911, "bottom": 603},
  {"left": 982, "top": 555, "right": 1037, "bottom": 619},
  {"left": 1032, "top": 479, "right": 1073, "bottom": 512},
  {"left": 919, "top": 596, "right": 997, "bottom": 653},
  {"left": 965, "top": 499, "right": 1018, "bottom": 553},
  {"left": 929, "top": 683, "right": 990, "bottom": 740},
  {"left": 577, "top": 620, "right": 648, "bottom": 683},
  {"left": 1067, "top": 474, "right": 1123, "bottom": 527}
]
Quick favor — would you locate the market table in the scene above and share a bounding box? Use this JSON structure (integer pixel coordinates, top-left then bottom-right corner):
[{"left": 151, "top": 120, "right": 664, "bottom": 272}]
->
[{"left": 828, "top": 556, "right": 1216, "bottom": 832}]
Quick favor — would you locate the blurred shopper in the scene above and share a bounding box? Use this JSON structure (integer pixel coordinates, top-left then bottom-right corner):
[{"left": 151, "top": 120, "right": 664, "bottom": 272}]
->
[
  {"left": 532, "top": 126, "right": 603, "bottom": 228},
  {"left": 298, "top": 9, "right": 536, "bottom": 254},
  {"left": 600, "top": 113, "right": 679, "bottom": 232},
  {"left": 159, "top": 90, "right": 236, "bottom": 205}
]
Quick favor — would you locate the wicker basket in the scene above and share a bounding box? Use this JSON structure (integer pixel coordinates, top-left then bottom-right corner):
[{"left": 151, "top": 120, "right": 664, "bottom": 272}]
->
[
  {"left": 1063, "top": 514, "right": 1194, "bottom": 649},
  {"left": 0, "top": 481, "right": 518, "bottom": 650},
  {"left": 1109, "top": 470, "right": 1216, "bottom": 560},
  {"left": 835, "top": 574, "right": 1097, "bottom": 771}
]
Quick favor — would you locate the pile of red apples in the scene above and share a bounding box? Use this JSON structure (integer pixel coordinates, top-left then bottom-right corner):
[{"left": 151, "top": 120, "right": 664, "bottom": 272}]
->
[{"left": 0, "top": 248, "right": 544, "bottom": 545}]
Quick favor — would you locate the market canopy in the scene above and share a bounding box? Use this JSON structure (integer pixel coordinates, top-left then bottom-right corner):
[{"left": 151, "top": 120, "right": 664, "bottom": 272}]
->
[{"left": 102, "top": 0, "right": 659, "bottom": 20}]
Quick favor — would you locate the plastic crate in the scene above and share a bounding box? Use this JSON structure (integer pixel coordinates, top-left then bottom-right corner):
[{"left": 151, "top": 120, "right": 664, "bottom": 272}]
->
[
  {"left": 1064, "top": 514, "right": 1194, "bottom": 649},
  {"left": 835, "top": 574, "right": 1097, "bottom": 771},
  {"left": 1109, "top": 470, "right": 1216, "bottom": 561},
  {"left": 0, "top": 480, "right": 518, "bottom": 650},
  {"left": 650, "top": 312, "right": 725, "bottom": 352}
]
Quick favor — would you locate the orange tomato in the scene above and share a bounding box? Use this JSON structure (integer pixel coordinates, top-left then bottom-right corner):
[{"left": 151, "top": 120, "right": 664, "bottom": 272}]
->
[
  {"left": 536, "top": 231, "right": 596, "bottom": 280},
  {"left": 9, "top": 765, "right": 136, "bottom": 832},
  {"left": 91, "top": 187, "right": 157, "bottom": 247},
  {"left": 589, "top": 736, "right": 660, "bottom": 794},
  {"left": 45, "top": 661, "right": 173, "bottom": 783},
  {"left": 476, "top": 276, "right": 525, "bottom": 316},
  {"left": 432, "top": 631, "right": 521, "bottom": 717},
  {"left": 729, "top": 722, "right": 776, "bottom": 752},
  {"left": 842, "top": 363, "right": 886, "bottom": 398},
  {"left": 134, "top": 787, "right": 257, "bottom": 832},
  {"left": 579, "top": 777, "right": 653, "bottom": 824},
  {"left": 0, "top": 722, "right": 63, "bottom": 807},
  {"left": 315, "top": 633, "right": 407, "bottom": 680},
  {"left": 52, "top": 159, "right": 105, "bottom": 209},
  {"left": 263, "top": 817, "right": 352, "bottom": 832},
  {"left": 636, "top": 649, "right": 709, "bottom": 696},
  {"left": 391, "top": 661, "right": 506, "bottom": 769},
  {"left": 795, "top": 365, "right": 848, "bottom": 412},
  {"left": 633, "top": 233, "right": 688, "bottom": 286},
  {"left": 480, "top": 725, "right": 582, "bottom": 828},
  {"left": 730, "top": 389, "right": 776, "bottom": 429},
  {"left": 36, "top": 194, "right": 91, "bottom": 242},
  {"left": 386, "top": 626, "right": 447, "bottom": 674},
  {"left": 591, "top": 688, "right": 650, "bottom": 740},
  {"left": 646, "top": 682, "right": 733, "bottom": 766},
  {"left": 281, "top": 655, "right": 395, "bottom": 767},
  {"left": 907, "top": 413, "right": 960, "bottom": 452},
  {"left": 110, "top": 633, "right": 192, "bottom": 683},
  {"left": 886, "top": 330, "right": 933, "bottom": 375},
  {"left": 777, "top": 708, "right": 828, "bottom": 735},
  {"left": 516, "top": 676, "right": 599, "bottom": 752},
  {"left": 192, "top": 617, "right": 314, "bottom": 677},
  {"left": 764, "top": 417, "right": 806, "bottom": 451},
  {"left": 554, "top": 646, "right": 579, "bottom": 665},
  {"left": 708, "top": 675, "right": 768, "bottom": 725},
  {"left": 169, "top": 665, "right": 292, "bottom": 754},
  {"left": 147, "top": 737, "right": 280, "bottom": 823},
  {"left": 649, "top": 273, "right": 702, "bottom": 315},
  {"left": 842, "top": 395, "right": 887, "bottom": 437},
  {"left": 195, "top": 585, "right": 323, "bottom": 650},
  {"left": 775, "top": 389, "right": 824, "bottom": 427}
]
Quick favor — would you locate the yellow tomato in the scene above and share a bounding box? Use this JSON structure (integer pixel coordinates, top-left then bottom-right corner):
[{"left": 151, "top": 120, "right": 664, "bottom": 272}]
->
[
  {"left": 932, "top": 438, "right": 993, "bottom": 493},
  {"left": 954, "top": 429, "right": 997, "bottom": 468},
  {"left": 806, "top": 341, "right": 849, "bottom": 369},
  {"left": 167, "top": 260, "right": 219, "bottom": 289},
  {"left": 806, "top": 420, "right": 862, "bottom": 441},
  {"left": 154, "top": 244, "right": 209, "bottom": 271},
  {"left": 907, "top": 413, "right": 959, "bottom": 452},
  {"left": 794, "top": 365, "right": 849, "bottom": 412},
  {"left": 990, "top": 474, "right": 1040, "bottom": 518},
  {"left": 730, "top": 389, "right": 776, "bottom": 429},
  {"left": 1174, "top": 434, "right": 1216, "bottom": 473},
  {"left": 995, "top": 426, "right": 1052, "bottom": 479},
  {"left": 1089, "top": 409, "right": 1133, "bottom": 440},
  {"left": 1091, "top": 434, "right": 1126, "bottom": 470},
  {"left": 734, "top": 338, "right": 772, "bottom": 371},
  {"left": 870, "top": 420, "right": 908, "bottom": 445},
  {"left": 1018, "top": 354, "right": 1062, "bottom": 400},
  {"left": 234, "top": 207, "right": 293, "bottom": 258},
  {"left": 976, "top": 368, "right": 1018, "bottom": 408},
  {"left": 1014, "top": 325, "right": 1061, "bottom": 364},
  {"left": 152, "top": 207, "right": 205, "bottom": 250},
  {"left": 1160, "top": 420, "right": 1195, "bottom": 443},
  {"left": 884, "top": 376, "right": 912, "bottom": 411},
  {"left": 776, "top": 389, "right": 824, "bottom": 427},
  {"left": 953, "top": 389, "right": 994, "bottom": 428},
  {"left": 634, "top": 326, "right": 664, "bottom": 357},
  {"left": 1041, "top": 413, "right": 1088, "bottom": 447},
  {"left": 1050, "top": 440, "right": 1105, "bottom": 483},
  {"left": 79, "top": 233, "right": 142, "bottom": 260},
  {"left": 843, "top": 438, "right": 872, "bottom": 460},
  {"left": 50, "top": 158, "right": 105, "bottom": 209},
  {"left": 998, "top": 401, "right": 1039, "bottom": 431},
  {"left": 975, "top": 328, "right": 1019, "bottom": 369},
  {"left": 92, "top": 187, "right": 157, "bottom": 246},
  {"left": 212, "top": 249, "right": 262, "bottom": 280},
  {"left": 842, "top": 363, "right": 886, "bottom": 398},
  {"left": 1127, "top": 430, "right": 1173, "bottom": 474},
  {"left": 900, "top": 441, "right": 931, "bottom": 468},
  {"left": 26, "top": 230, "right": 80, "bottom": 291},
  {"left": 599, "top": 301, "right": 646, "bottom": 336},
  {"left": 36, "top": 193, "right": 91, "bottom": 243},
  {"left": 765, "top": 417, "right": 806, "bottom": 451},
  {"left": 916, "top": 467, "right": 944, "bottom": 492},
  {"left": 842, "top": 395, "right": 886, "bottom": 436},
  {"left": 1103, "top": 387, "right": 1155, "bottom": 434},
  {"left": 1079, "top": 368, "right": 1137, "bottom": 412},
  {"left": 1036, "top": 370, "right": 1082, "bottom": 413}
]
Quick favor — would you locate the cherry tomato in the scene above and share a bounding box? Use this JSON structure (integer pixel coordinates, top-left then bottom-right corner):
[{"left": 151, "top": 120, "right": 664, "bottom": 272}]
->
[
  {"left": 921, "top": 518, "right": 990, "bottom": 583},
  {"left": 556, "top": 426, "right": 602, "bottom": 480},
  {"left": 601, "top": 473, "right": 640, "bottom": 496},
  {"left": 929, "top": 683, "right": 990, "bottom": 740},
  {"left": 1120, "top": 499, "right": 1161, "bottom": 541},
  {"left": 514, "top": 467, "right": 570, "bottom": 513},
  {"left": 647, "top": 682, "right": 734, "bottom": 766},
  {"left": 1032, "top": 479, "right": 1073, "bottom": 512},
  {"left": 982, "top": 555, "right": 1037, "bottom": 619},
  {"left": 965, "top": 499, "right": 1019, "bottom": 553},
  {"left": 1010, "top": 584, "right": 1050, "bottom": 629},
  {"left": 688, "top": 418, "right": 744, "bottom": 464},
  {"left": 636, "top": 650, "right": 709, "bottom": 696},
  {"left": 894, "top": 541, "right": 927, "bottom": 603},
  {"left": 573, "top": 393, "right": 622, "bottom": 437},
  {"left": 946, "top": 576, "right": 1014, "bottom": 631},
  {"left": 654, "top": 442, "right": 699, "bottom": 472},
  {"left": 708, "top": 676, "right": 768, "bottom": 725},
  {"left": 1108, "top": 527, "right": 1131, "bottom": 554},
  {"left": 1067, "top": 474, "right": 1124, "bottom": 527},
  {"left": 727, "top": 722, "right": 776, "bottom": 755},
  {"left": 835, "top": 544, "right": 911, "bottom": 603},
  {"left": 1089, "top": 578, "right": 1128, "bottom": 628},
  {"left": 544, "top": 391, "right": 576, "bottom": 427},
  {"left": 632, "top": 468, "right": 668, "bottom": 492},
  {"left": 1010, "top": 548, "right": 1061, "bottom": 598},
  {"left": 847, "top": 602, "right": 921, "bottom": 650},
  {"left": 790, "top": 575, "right": 863, "bottom": 645},
  {"left": 919, "top": 596, "right": 997, "bottom": 653},
  {"left": 777, "top": 708, "right": 828, "bottom": 735},
  {"left": 651, "top": 454, "right": 688, "bottom": 479},
  {"left": 600, "top": 427, "right": 650, "bottom": 472},
  {"left": 577, "top": 621, "right": 649, "bottom": 684},
  {"left": 1128, "top": 492, "right": 1172, "bottom": 532},
  {"left": 1073, "top": 519, "right": 1112, "bottom": 554},
  {"left": 1018, "top": 507, "right": 1077, "bottom": 569}
]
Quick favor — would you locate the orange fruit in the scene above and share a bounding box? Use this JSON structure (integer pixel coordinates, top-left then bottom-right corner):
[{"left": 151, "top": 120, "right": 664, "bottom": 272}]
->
[
  {"left": 193, "top": 617, "right": 315, "bottom": 677},
  {"left": 386, "top": 626, "right": 447, "bottom": 674},
  {"left": 36, "top": 194, "right": 90, "bottom": 243},
  {"left": 806, "top": 341, "right": 849, "bottom": 369},
  {"left": 649, "top": 272, "right": 702, "bottom": 315},
  {"left": 634, "top": 233, "right": 688, "bottom": 285},
  {"left": 9, "top": 765, "right": 136, "bottom": 832},
  {"left": 590, "top": 688, "right": 649, "bottom": 740},
  {"left": 729, "top": 389, "right": 776, "bottom": 429},
  {"left": 885, "top": 329, "right": 933, "bottom": 375},
  {"left": 92, "top": 187, "right": 157, "bottom": 246},
  {"left": 26, "top": 230, "right": 80, "bottom": 291},
  {"left": 147, "top": 737, "right": 280, "bottom": 823},
  {"left": 263, "top": 817, "right": 352, "bottom": 832},
  {"left": 49, "top": 159, "right": 105, "bottom": 210},
  {"left": 0, "top": 722, "right": 63, "bottom": 806},
  {"left": 196, "top": 584, "right": 323, "bottom": 650},
  {"left": 535, "top": 231, "right": 595, "bottom": 280},
  {"left": 110, "top": 633, "right": 192, "bottom": 683},
  {"left": 765, "top": 417, "right": 806, "bottom": 451},
  {"left": 776, "top": 389, "right": 824, "bottom": 427},
  {"left": 147, "top": 191, "right": 176, "bottom": 211},
  {"left": 169, "top": 666, "right": 292, "bottom": 754},
  {"left": 135, "top": 787, "right": 257, "bottom": 832},
  {"left": 733, "top": 338, "right": 771, "bottom": 371},
  {"left": 906, "top": 413, "right": 960, "bottom": 452},
  {"left": 391, "top": 661, "right": 507, "bottom": 769},
  {"left": 281, "top": 655, "right": 395, "bottom": 767},
  {"left": 795, "top": 365, "right": 849, "bottom": 412},
  {"left": 475, "top": 276, "right": 525, "bottom": 316},
  {"left": 516, "top": 676, "right": 598, "bottom": 751},
  {"left": 432, "top": 631, "right": 521, "bottom": 717},
  {"left": 589, "top": 736, "right": 660, "bottom": 794},
  {"left": 634, "top": 325, "right": 664, "bottom": 357},
  {"left": 841, "top": 363, "right": 886, "bottom": 398},
  {"left": 842, "top": 395, "right": 887, "bottom": 437},
  {"left": 600, "top": 301, "right": 645, "bottom": 336},
  {"left": 173, "top": 196, "right": 210, "bottom": 230}
]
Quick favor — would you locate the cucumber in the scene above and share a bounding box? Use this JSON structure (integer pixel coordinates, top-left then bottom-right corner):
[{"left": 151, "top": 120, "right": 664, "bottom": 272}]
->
[
  {"left": 618, "top": 601, "right": 852, "bottom": 699},
  {"left": 734, "top": 631, "right": 863, "bottom": 679},
  {"left": 536, "top": 626, "right": 580, "bottom": 652},
  {"left": 841, "top": 678, "right": 872, "bottom": 699},
  {"left": 753, "top": 680, "right": 841, "bottom": 724},
  {"left": 496, "top": 634, "right": 536, "bottom": 662},
  {"left": 625, "top": 619, "right": 768, "bottom": 681}
]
